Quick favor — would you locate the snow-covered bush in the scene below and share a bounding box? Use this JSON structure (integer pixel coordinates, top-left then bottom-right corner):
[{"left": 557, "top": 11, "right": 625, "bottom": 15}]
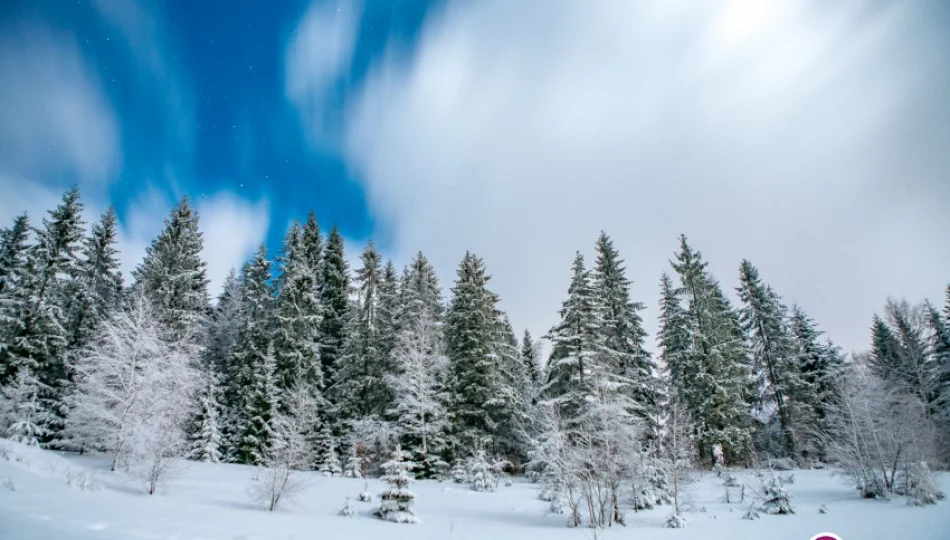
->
[
  {"left": 742, "top": 505, "right": 760, "bottom": 520},
  {"left": 818, "top": 504, "right": 829, "bottom": 514},
  {"left": 338, "top": 497, "right": 355, "bottom": 517},
  {"left": 723, "top": 473, "right": 740, "bottom": 487},
  {"left": 375, "top": 446, "right": 419, "bottom": 524},
  {"left": 343, "top": 445, "right": 364, "bottom": 478},
  {"left": 251, "top": 401, "right": 312, "bottom": 511},
  {"left": 897, "top": 461, "right": 945, "bottom": 506},
  {"left": 779, "top": 473, "right": 795, "bottom": 485},
  {"left": 826, "top": 365, "right": 939, "bottom": 500},
  {"left": 468, "top": 450, "right": 497, "bottom": 492},
  {"left": 665, "top": 513, "right": 687, "bottom": 528},
  {"left": 65, "top": 469, "right": 101, "bottom": 491},
  {"left": 2, "top": 476, "right": 14, "bottom": 491},
  {"left": 358, "top": 491, "right": 373, "bottom": 503}
]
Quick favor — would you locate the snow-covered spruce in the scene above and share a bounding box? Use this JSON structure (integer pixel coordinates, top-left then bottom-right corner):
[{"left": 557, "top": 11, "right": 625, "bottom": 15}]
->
[
  {"left": 759, "top": 475, "right": 795, "bottom": 515},
  {"left": 468, "top": 449, "right": 497, "bottom": 492},
  {"left": 374, "top": 446, "right": 420, "bottom": 524},
  {"left": 0, "top": 368, "right": 54, "bottom": 445},
  {"left": 338, "top": 497, "right": 355, "bottom": 517},
  {"left": 898, "top": 461, "right": 945, "bottom": 506}
]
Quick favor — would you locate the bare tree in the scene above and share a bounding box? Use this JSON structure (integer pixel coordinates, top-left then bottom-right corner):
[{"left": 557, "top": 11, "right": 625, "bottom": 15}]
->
[
  {"left": 251, "top": 386, "right": 314, "bottom": 511},
  {"left": 67, "top": 293, "right": 199, "bottom": 494}
]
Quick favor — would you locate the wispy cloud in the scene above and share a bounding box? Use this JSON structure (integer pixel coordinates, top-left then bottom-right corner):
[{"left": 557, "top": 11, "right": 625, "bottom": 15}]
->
[
  {"left": 344, "top": 0, "right": 950, "bottom": 351},
  {"left": 0, "top": 24, "right": 120, "bottom": 187},
  {"left": 284, "top": 0, "right": 361, "bottom": 146}
]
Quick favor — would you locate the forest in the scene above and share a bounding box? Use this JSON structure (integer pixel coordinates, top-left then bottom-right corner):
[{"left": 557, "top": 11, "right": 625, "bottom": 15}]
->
[{"left": 0, "top": 187, "right": 947, "bottom": 526}]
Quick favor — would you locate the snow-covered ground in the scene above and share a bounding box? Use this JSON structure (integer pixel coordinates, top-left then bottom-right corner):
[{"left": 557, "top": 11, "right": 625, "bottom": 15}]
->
[{"left": 1, "top": 440, "right": 947, "bottom": 540}]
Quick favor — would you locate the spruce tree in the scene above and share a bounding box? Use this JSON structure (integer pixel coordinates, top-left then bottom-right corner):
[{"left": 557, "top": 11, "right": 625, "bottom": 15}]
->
[
  {"left": 319, "top": 225, "right": 349, "bottom": 394},
  {"left": 521, "top": 330, "right": 540, "bottom": 387},
  {"left": 233, "top": 342, "right": 279, "bottom": 466},
  {"left": 788, "top": 305, "right": 842, "bottom": 460},
  {"left": 400, "top": 252, "right": 444, "bottom": 330},
  {"left": 737, "top": 260, "right": 800, "bottom": 457},
  {"left": 543, "top": 252, "right": 603, "bottom": 417},
  {"left": 301, "top": 211, "right": 323, "bottom": 291},
  {"left": 669, "top": 236, "right": 751, "bottom": 463},
  {"left": 0, "top": 213, "right": 30, "bottom": 297},
  {"left": 272, "top": 222, "right": 322, "bottom": 410},
  {"left": 189, "top": 370, "right": 223, "bottom": 463},
  {"left": 334, "top": 242, "right": 388, "bottom": 420},
  {"left": 225, "top": 245, "right": 274, "bottom": 461},
  {"left": 68, "top": 207, "right": 123, "bottom": 354},
  {"left": 1, "top": 188, "right": 85, "bottom": 438},
  {"left": 445, "top": 252, "right": 506, "bottom": 453},
  {"left": 375, "top": 260, "right": 401, "bottom": 411},
  {"left": 0, "top": 213, "right": 31, "bottom": 383},
  {"left": 591, "top": 232, "right": 656, "bottom": 424},
  {"left": 869, "top": 315, "right": 904, "bottom": 383},
  {"left": 203, "top": 269, "right": 243, "bottom": 374},
  {"left": 132, "top": 197, "right": 209, "bottom": 346}
]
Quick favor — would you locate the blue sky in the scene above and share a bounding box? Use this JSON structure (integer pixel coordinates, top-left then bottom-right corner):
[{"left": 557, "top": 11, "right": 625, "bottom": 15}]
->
[{"left": 1, "top": 0, "right": 948, "bottom": 351}]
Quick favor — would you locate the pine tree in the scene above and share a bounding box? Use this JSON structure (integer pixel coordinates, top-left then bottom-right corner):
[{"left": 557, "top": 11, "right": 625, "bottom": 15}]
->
[
  {"left": 521, "top": 330, "right": 540, "bottom": 387},
  {"left": 233, "top": 342, "right": 279, "bottom": 466},
  {"left": 225, "top": 245, "right": 274, "bottom": 461},
  {"left": 924, "top": 302, "right": 950, "bottom": 431},
  {"left": 301, "top": 211, "right": 323, "bottom": 291},
  {"left": 669, "top": 235, "right": 751, "bottom": 463},
  {"left": 313, "top": 419, "right": 342, "bottom": 475},
  {"left": 543, "top": 252, "right": 603, "bottom": 421},
  {"left": 736, "top": 260, "right": 800, "bottom": 457},
  {"left": 0, "top": 213, "right": 30, "bottom": 297},
  {"left": 0, "top": 367, "right": 54, "bottom": 445},
  {"left": 272, "top": 222, "right": 322, "bottom": 410},
  {"left": 387, "top": 305, "right": 449, "bottom": 477},
  {"left": 400, "top": 252, "right": 444, "bottom": 331},
  {"left": 0, "top": 213, "right": 31, "bottom": 383},
  {"left": 319, "top": 225, "right": 349, "bottom": 395},
  {"left": 591, "top": 232, "right": 656, "bottom": 426},
  {"left": 657, "top": 273, "right": 690, "bottom": 405},
  {"left": 446, "top": 252, "right": 506, "bottom": 453},
  {"left": 495, "top": 313, "right": 531, "bottom": 459},
  {"left": 203, "top": 269, "right": 243, "bottom": 374},
  {"left": 2, "top": 188, "right": 85, "bottom": 438},
  {"left": 869, "top": 315, "right": 904, "bottom": 383},
  {"left": 333, "top": 242, "right": 388, "bottom": 420},
  {"left": 68, "top": 207, "right": 123, "bottom": 354},
  {"left": 132, "top": 197, "right": 209, "bottom": 346},
  {"left": 189, "top": 370, "right": 223, "bottom": 463},
  {"left": 375, "top": 446, "right": 420, "bottom": 523},
  {"left": 375, "top": 260, "right": 401, "bottom": 412},
  {"left": 787, "top": 305, "right": 843, "bottom": 460}
]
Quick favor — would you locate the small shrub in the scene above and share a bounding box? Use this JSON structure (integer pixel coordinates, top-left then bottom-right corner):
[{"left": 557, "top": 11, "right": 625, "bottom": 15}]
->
[
  {"left": 665, "top": 513, "right": 687, "bottom": 528},
  {"left": 339, "top": 497, "right": 355, "bottom": 517}
]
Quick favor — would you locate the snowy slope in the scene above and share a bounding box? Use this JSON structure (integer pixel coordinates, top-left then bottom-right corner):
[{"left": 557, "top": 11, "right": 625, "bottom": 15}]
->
[{"left": 1, "top": 440, "right": 947, "bottom": 540}]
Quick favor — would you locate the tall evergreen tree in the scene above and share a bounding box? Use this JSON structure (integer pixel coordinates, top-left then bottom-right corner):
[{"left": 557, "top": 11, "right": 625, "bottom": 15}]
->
[
  {"left": 68, "top": 207, "right": 123, "bottom": 354},
  {"left": 203, "top": 269, "right": 243, "bottom": 374},
  {"left": 445, "top": 252, "right": 505, "bottom": 453},
  {"left": 1, "top": 188, "right": 85, "bottom": 438},
  {"left": 400, "top": 252, "right": 444, "bottom": 329},
  {"left": 301, "top": 211, "right": 323, "bottom": 290},
  {"left": 333, "top": 242, "right": 389, "bottom": 420},
  {"left": 787, "top": 305, "right": 842, "bottom": 460},
  {"left": 0, "top": 213, "right": 31, "bottom": 383},
  {"left": 375, "top": 260, "right": 401, "bottom": 412},
  {"left": 319, "top": 225, "right": 349, "bottom": 393},
  {"left": 132, "top": 197, "right": 209, "bottom": 346},
  {"left": 669, "top": 235, "right": 751, "bottom": 463},
  {"left": 543, "top": 253, "right": 603, "bottom": 422},
  {"left": 736, "top": 260, "right": 800, "bottom": 457},
  {"left": 225, "top": 245, "right": 274, "bottom": 460},
  {"left": 0, "top": 213, "right": 30, "bottom": 297},
  {"left": 272, "top": 222, "right": 322, "bottom": 408},
  {"left": 233, "top": 342, "right": 279, "bottom": 466},
  {"left": 869, "top": 315, "right": 904, "bottom": 383},
  {"left": 591, "top": 232, "right": 656, "bottom": 423},
  {"left": 521, "top": 330, "right": 540, "bottom": 387},
  {"left": 657, "top": 273, "right": 690, "bottom": 402}
]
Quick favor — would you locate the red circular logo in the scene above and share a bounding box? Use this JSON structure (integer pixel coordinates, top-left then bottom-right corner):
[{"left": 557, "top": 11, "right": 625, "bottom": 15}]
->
[{"left": 809, "top": 534, "right": 841, "bottom": 540}]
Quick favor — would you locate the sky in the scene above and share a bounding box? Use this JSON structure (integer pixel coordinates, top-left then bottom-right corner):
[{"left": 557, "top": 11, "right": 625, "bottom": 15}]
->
[{"left": 0, "top": 0, "right": 948, "bottom": 353}]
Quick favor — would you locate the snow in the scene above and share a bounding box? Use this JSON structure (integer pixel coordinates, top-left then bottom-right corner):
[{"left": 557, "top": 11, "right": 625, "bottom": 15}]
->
[{"left": 1, "top": 440, "right": 948, "bottom": 540}]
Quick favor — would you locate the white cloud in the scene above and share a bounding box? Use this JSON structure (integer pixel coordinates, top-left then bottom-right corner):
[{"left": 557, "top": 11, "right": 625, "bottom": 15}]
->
[
  {"left": 285, "top": 0, "right": 360, "bottom": 144},
  {"left": 0, "top": 25, "right": 120, "bottom": 186},
  {"left": 343, "top": 0, "right": 950, "bottom": 352}
]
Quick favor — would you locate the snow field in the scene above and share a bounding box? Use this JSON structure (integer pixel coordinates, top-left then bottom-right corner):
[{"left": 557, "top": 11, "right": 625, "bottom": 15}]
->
[{"left": 1, "top": 440, "right": 948, "bottom": 540}]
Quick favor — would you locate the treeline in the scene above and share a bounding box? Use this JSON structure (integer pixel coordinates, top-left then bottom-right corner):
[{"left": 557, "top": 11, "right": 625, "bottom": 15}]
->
[{"left": 0, "top": 187, "right": 947, "bottom": 511}]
